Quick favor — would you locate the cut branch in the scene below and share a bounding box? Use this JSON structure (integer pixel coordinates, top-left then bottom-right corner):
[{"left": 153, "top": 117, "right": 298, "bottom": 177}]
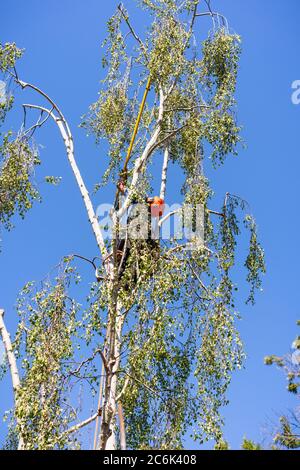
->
[{"left": 60, "top": 411, "right": 100, "bottom": 439}]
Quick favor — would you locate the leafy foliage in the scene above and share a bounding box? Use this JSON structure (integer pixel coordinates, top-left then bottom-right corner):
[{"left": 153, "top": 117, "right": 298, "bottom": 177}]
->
[
  {"left": 0, "top": 1, "right": 266, "bottom": 450},
  {"left": 0, "top": 135, "right": 41, "bottom": 230},
  {"left": 201, "top": 29, "right": 242, "bottom": 165},
  {"left": 214, "top": 439, "right": 229, "bottom": 450},
  {"left": 241, "top": 438, "right": 261, "bottom": 450},
  {"left": 78, "top": 0, "right": 264, "bottom": 448},
  {"left": 0, "top": 42, "right": 23, "bottom": 72},
  {"left": 244, "top": 215, "right": 266, "bottom": 305},
  {"left": 1, "top": 424, "right": 19, "bottom": 450},
  {"left": 0, "top": 43, "right": 23, "bottom": 124},
  {"left": 0, "top": 43, "right": 40, "bottom": 234},
  {"left": 13, "top": 263, "right": 82, "bottom": 449},
  {"left": 44, "top": 176, "right": 62, "bottom": 186},
  {"left": 265, "top": 321, "right": 300, "bottom": 449},
  {"left": 273, "top": 417, "right": 300, "bottom": 449}
]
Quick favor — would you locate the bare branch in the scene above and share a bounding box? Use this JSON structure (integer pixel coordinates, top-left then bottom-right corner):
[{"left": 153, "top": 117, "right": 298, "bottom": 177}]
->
[
  {"left": 208, "top": 209, "right": 224, "bottom": 218},
  {"left": 60, "top": 411, "right": 101, "bottom": 439},
  {"left": 69, "top": 348, "right": 106, "bottom": 377},
  {"left": 93, "top": 362, "right": 105, "bottom": 450},
  {"left": 22, "top": 103, "right": 108, "bottom": 262},
  {"left": 165, "top": 104, "right": 210, "bottom": 113},
  {"left": 150, "top": 123, "right": 187, "bottom": 154},
  {"left": 195, "top": 11, "right": 229, "bottom": 31},
  {"left": 118, "top": 3, "right": 148, "bottom": 60},
  {"left": 68, "top": 253, "right": 105, "bottom": 282},
  {"left": 187, "top": 261, "right": 210, "bottom": 295},
  {"left": 99, "top": 349, "right": 110, "bottom": 375},
  {"left": 22, "top": 106, "right": 54, "bottom": 138}
]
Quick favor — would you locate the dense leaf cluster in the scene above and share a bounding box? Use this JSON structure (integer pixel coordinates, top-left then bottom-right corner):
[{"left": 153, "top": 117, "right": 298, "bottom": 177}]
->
[{"left": 0, "top": 136, "right": 40, "bottom": 230}]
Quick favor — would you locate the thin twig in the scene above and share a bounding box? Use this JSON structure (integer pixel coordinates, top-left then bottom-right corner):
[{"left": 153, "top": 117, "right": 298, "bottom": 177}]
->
[{"left": 118, "top": 3, "right": 148, "bottom": 60}]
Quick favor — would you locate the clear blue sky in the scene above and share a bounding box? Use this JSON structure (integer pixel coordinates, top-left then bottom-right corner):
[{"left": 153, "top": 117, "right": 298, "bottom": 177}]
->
[{"left": 0, "top": 0, "right": 299, "bottom": 449}]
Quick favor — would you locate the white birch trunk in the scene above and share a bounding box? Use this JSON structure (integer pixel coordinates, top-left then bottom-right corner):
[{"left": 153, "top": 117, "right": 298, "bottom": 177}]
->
[
  {"left": 0, "top": 309, "right": 24, "bottom": 450},
  {"left": 100, "top": 300, "right": 123, "bottom": 450}
]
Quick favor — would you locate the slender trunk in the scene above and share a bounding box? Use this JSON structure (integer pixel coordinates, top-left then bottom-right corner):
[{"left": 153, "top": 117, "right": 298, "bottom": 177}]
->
[
  {"left": 100, "top": 300, "right": 123, "bottom": 450},
  {"left": 0, "top": 309, "right": 24, "bottom": 450},
  {"left": 118, "top": 402, "right": 126, "bottom": 450}
]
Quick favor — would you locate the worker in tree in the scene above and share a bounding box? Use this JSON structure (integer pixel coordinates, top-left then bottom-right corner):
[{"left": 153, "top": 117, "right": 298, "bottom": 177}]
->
[
  {"left": 114, "top": 179, "right": 165, "bottom": 282},
  {"left": 146, "top": 196, "right": 165, "bottom": 242},
  {"left": 147, "top": 196, "right": 165, "bottom": 218}
]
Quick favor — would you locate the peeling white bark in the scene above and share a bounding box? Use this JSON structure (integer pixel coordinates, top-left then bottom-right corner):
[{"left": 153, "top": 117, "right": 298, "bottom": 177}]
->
[
  {"left": 0, "top": 309, "right": 24, "bottom": 450},
  {"left": 99, "top": 299, "right": 124, "bottom": 450}
]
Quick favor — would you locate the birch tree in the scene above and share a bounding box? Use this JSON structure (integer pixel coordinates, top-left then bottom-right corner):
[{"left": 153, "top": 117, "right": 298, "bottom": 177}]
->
[{"left": 0, "top": 0, "right": 265, "bottom": 450}]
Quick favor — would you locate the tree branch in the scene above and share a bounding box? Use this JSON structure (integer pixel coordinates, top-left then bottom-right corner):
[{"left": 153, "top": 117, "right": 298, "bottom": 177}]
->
[
  {"left": 165, "top": 104, "right": 210, "bottom": 113},
  {"left": 118, "top": 3, "right": 148, "bottom": 60},
  {"left": 123, "top": 371, "right": 158, "bottom": 397},
  {"left": 22, "top": 103, "right": 108, "bottom": 262},
  {"left": 60, "top": 411, "right": 101, "bottom": 439},
  {"left": 22, "top": 106, "right": 54, "bottom": 138},
  {"left": 208, "top": 209, "right": 224, "bottom": 218},
  {"left": 158, "top": 209, "right": 181, "bottom": 228},
  {"left": 116, "top": 376, "right": 130, "bottom": 402},
  {"left": 195, "top": 11, "right": 229, "bottom": 31},
  {"left": 69, "top": 348, "right": 108, "bottom": 378},
  {"left": 150, "top": 123, "right": 187, "bottom": 156}
]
